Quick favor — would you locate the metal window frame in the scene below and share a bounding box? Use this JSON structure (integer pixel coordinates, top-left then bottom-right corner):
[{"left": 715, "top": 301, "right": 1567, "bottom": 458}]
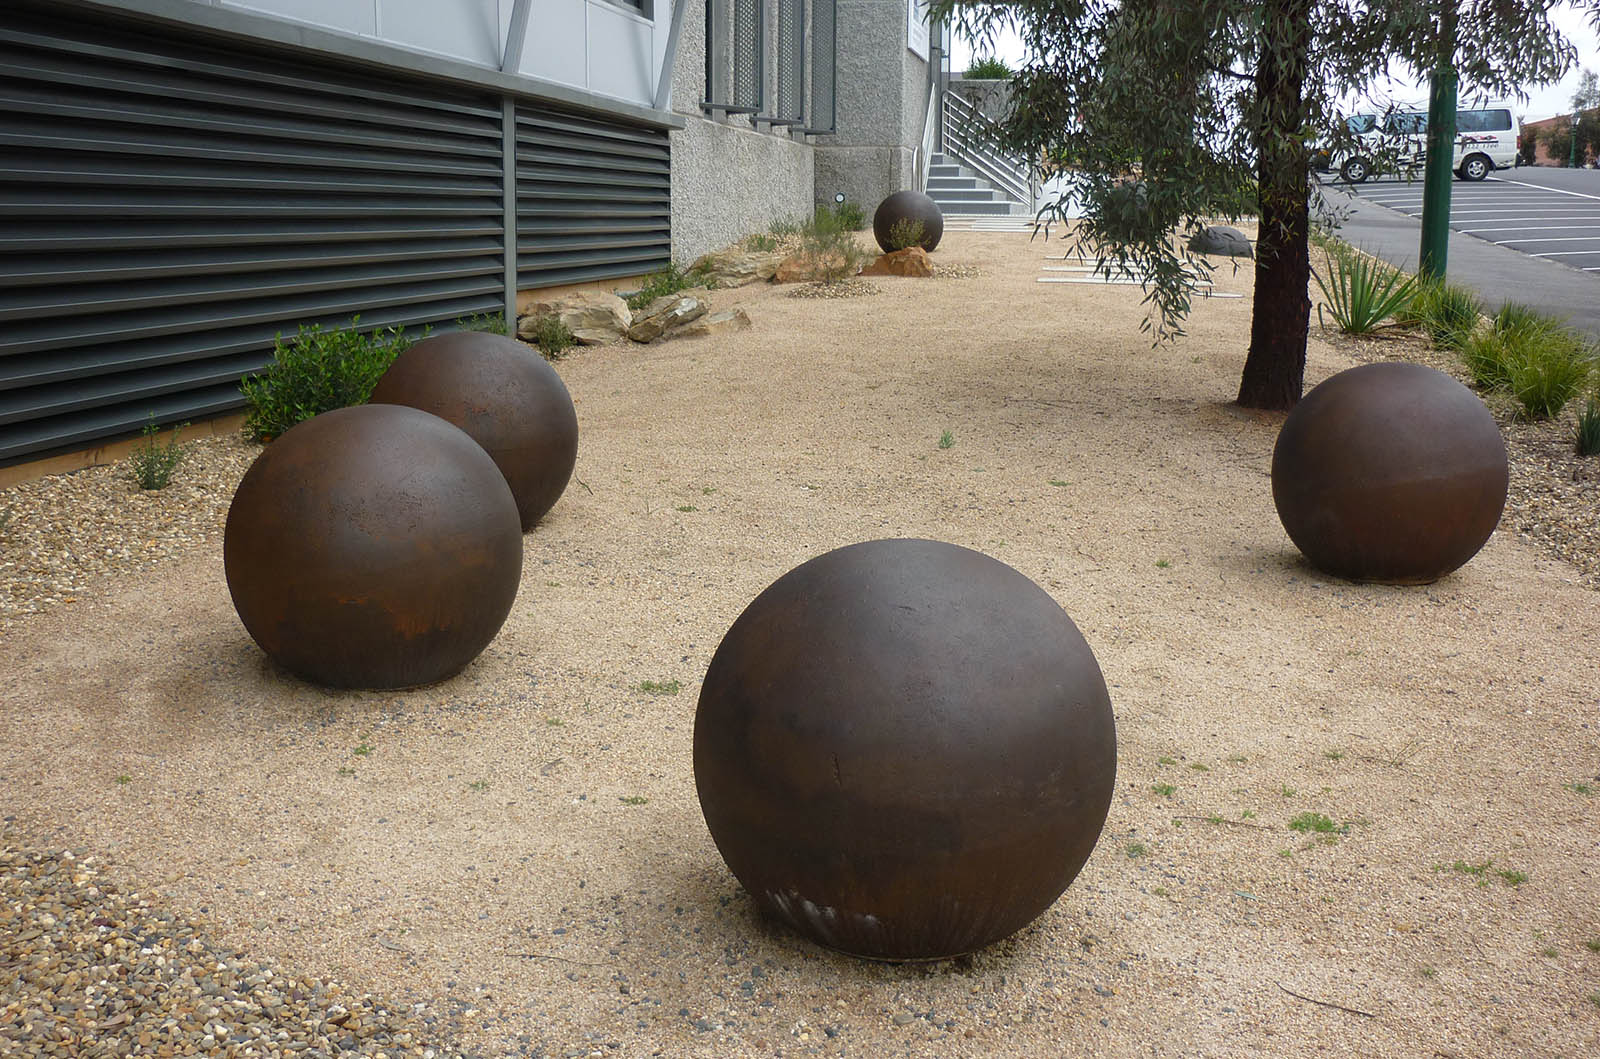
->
[
  {"left": 799, "top": 0, "right": 835, "bottom": 135},
  {"left": 703, "top": 0, "right": 764, "bottom": 114}
]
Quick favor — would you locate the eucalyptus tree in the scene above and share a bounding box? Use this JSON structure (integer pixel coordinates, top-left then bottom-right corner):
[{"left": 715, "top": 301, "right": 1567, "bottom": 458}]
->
[{"left": 931, "top": 1, "right": 1575, "bottom": 409}]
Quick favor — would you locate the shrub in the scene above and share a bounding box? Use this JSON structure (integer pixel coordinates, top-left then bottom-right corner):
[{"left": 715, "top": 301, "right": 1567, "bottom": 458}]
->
[
  {"left": 744, "top": 232, "right": 780, "bottom": 252},
  {"left": 1461, "top": 328, "right": 1518, "bottom": 391},
  {"left": 833, "top": 200, "right": 868, "bottom": 232},
  {"left": 1504, "top": 330, "right": 1595, "bottom": 419},
  {"left": 769, "top": 217, "right": 802, "bottom": 237},
  {"left": 1493, "top": 301, "right": 1544, "bottom": 336},
  {"left": 1401, "top": 280, "right": 1484, "bottom": 350},
  {"left": 1576, "top": 397, "right": 1600, "bottom": 456},
  {"left": 1311, "top": 251, "right": 1417, "bottom": 334},
  {"left": 626, "top": 263, "right": 711, "bottom": 313},
  {"left": 456, "top": 311, "right": 508, "bottom": 335},
  {"left": 526, "top": 315, "right": 577, "bottom": 360},
  {"left": 240, "top": 318, "right": 415, "bottom": 442},
  {"left": 800, "top": 205, "right": 870, "bottom": 283},
  {"left": 127, "top": 414, "right": 187, "bottom": 490},
  {"left": 886, "top": 217, "right": 927, "bottom": 252},
  {"left": 965, "top": 55, "right": 1013, "bottom": 79}
]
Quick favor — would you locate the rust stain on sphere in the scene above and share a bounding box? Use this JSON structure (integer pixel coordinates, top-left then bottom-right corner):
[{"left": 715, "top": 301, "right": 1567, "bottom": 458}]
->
[
  {"left": 694, "top": 539, "right": 1117, "bottom": 961},
  {"left": 873, "top": 190, "right": 944, "bottom": 253},
  {"left": 224, "top": 404, "right": 523, "bottom": 689},
  {"left": 369, "top": 330, "right": 579, "bottom": 530},
  {"left": 1272, "top": 362, "right": 1508, "bottom": 585}
]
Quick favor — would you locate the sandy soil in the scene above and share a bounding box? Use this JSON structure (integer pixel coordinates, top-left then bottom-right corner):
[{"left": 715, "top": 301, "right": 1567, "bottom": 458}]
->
[{"left": 3, "top": 228, "right": 1599, "bottom": 1059}]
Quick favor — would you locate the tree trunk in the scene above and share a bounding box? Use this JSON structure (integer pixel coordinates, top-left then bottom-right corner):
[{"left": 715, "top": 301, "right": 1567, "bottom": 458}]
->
[{"left": 1237, "top": 0, "right": 1313, "bottom": 411}]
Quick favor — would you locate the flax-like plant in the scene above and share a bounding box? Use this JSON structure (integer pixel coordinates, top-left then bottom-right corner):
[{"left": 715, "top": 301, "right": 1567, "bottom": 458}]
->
[
  {"left": 1575, "top": 397, "right": 1600, "bottom": 457},
  {"left": 1312, "top": 252, "right": 1417, "bottom": 335}
]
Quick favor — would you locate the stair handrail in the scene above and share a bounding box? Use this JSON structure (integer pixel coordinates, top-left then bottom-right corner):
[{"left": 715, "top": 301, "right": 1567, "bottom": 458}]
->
[
  {"left": 941, "top": 90, "right": 1034, "bottom": 207},
  {"left": 917, "top": 81, "right": 939, "bottom": 192}
]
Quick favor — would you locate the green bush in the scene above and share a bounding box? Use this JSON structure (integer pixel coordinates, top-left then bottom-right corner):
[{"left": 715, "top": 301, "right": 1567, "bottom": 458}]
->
[
  {"left": 526, "top": 315, "right": 577, "bottom": 360},
  {"left": 127, "top": 414, "right": 187, "bottom": 490},
  {"left": 456, "top": 311, "right": 508, "bottom": 335},
  {"left": 240, "top": 318, "right": 416, "bottom": 442},
  {"left": 1401, "top": 281, "right": 1484, "bottom": 350},
  {"left": 1311, "top": 251, "right": 1417, "bottom": 334},
  {"left": 626, "top": 263, "right": 712, "bottom": 313},
  {"left": 886, "top": 217, "right": 927, "bottom": 252},
  {"left": 1504, "top": 329, "right": 1595, "bottom": 419},
  {"left": 800, "top": 205, "right": 870, "bottom": 283},
  {"left": 1493, "top": 301, "right": 1544, "bottom": 336},
  {"left": 965, "top": 55, "right": 1013, "bottom": 79},
  {"left": 744, "top": 232, "right": 780, "bottom": 252},
  {"left": 833, "top": 200, "right": 868, "bottom": 232},
  {"left": 1576, "top": 397, "right": 1600, "bottom": 456}
]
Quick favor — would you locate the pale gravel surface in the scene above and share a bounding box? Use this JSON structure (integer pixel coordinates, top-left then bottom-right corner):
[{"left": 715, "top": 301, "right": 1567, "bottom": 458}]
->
[{"left": 2, "top": 228, "right": 1598, "bottom": 1059}]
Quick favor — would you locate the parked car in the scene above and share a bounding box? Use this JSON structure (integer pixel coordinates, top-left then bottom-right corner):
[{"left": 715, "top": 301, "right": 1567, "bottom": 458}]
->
[{"left": 1312, "top": 106, "right": 1519, "bottom": 182}]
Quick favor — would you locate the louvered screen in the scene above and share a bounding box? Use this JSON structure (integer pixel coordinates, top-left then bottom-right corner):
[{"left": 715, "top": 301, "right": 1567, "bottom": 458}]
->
[
  {"left": 806, "top": 0, "right": 837, "bottom": 134},
  {"left": 0, "top": 6, "right": 505, "bottom": 466},
  {"left": 774, "top": 0, "right": 806, "bottom": 124},
  {"left": 515, "top": 106, "right": 671, "bottom": 287}
]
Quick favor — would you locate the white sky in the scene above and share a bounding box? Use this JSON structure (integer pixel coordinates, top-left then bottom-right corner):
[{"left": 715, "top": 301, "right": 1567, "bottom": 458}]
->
[{"left": 948, "top": 3, "right": 1600, "bottom": 123}]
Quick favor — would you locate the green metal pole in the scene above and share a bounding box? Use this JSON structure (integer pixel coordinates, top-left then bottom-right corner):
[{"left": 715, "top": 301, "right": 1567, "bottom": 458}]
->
[
  {"left": 1419, "top": 67, "right": 1458, "bottom": 282},
  {"left": 1419, "top": 1, "right": 1458, "bottom": 282}
]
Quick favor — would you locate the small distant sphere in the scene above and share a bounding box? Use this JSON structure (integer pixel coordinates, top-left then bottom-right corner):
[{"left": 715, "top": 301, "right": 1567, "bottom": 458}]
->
[
  {"left": 694, "top": 539, "right": 1117, "bottom": 961},
  {"left": 1272, "top": 362, "right": 1508, "bottom": 584},
  {"left": 369, "top": 331, "right": 579, "bottom": 530},
  {"left": 224, "top": 404, "right": 523, "bottom": 689},
  {"left": 873, "top": 190, "right": 944, "bottom": 253}
]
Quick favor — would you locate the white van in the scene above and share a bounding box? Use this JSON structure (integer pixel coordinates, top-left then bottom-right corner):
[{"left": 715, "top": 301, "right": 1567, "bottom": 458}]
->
[{"left": 1316, "top": 107, "right": 1519, "bottom": 183}]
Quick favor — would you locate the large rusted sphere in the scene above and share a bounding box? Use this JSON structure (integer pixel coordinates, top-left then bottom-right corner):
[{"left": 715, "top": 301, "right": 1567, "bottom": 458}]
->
[
  {"left": 872, "top": 190, "right": 944, "bottom": 253},
  {"left": 694, "top": 539, "right": 1116, "bottom": 961},
  {"left": 1272, "top": 362, "right": 1508, "bottom": 584},
  {"left": 369, "top": 331, "right": 578, "bottom": 530},
  {"left": 224, "top": 404, "right": 523, "bottom": 689}
]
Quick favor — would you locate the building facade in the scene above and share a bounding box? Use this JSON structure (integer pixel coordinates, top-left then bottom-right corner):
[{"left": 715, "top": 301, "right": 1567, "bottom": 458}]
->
[{"left": 0, "top": 0, "right": 936, "bottom": 466}]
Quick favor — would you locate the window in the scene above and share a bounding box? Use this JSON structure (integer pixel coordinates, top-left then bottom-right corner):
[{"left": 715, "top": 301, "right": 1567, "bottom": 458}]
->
[{"left": 702, "top": 0, "right": 837, "bottom": 133}]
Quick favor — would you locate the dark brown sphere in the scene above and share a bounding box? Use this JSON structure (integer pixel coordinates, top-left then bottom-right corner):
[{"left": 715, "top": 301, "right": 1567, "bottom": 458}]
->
[
  {"left": 872, "top": 190, "right": 944, "bottom": 253},
  {"left": 369, "top": 331, "right": 578, "bottom": 530},
  {"left": 1272, "top": 362, "right": 1508, "bottom": 584},
  {"left": 224, "top": 404, "right": 523, "bottom": 689},
  {"left": 694, "top": 539, "right": 1117, "bottom": 961}
]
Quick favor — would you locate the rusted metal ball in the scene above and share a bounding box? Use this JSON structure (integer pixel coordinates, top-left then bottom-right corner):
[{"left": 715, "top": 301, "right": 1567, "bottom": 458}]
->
[
  {"left": 1272, "top": 362, "right": 1508, "bottom": 584},
  {"left": 694, "top": 539, "right": 1117, "bottom": 961},
  {"left": 872, "top": 190, "right": 944, "bottom": 253},
  {"left": 369, "top": 330, "right": 578, "bottom": 530},
  {"left": 224, "top": 404, "right": 523, "bottom": 689}
]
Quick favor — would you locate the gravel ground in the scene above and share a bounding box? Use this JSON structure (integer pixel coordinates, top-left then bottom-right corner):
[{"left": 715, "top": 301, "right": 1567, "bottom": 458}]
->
[{"left": 1, "top": 230, "right": 1597, "bottom": 1059}]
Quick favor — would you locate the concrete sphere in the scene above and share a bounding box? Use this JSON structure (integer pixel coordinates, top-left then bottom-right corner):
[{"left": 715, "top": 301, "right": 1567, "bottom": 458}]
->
[
  {"left": 369, "top": 331, "right": 578, "bottom": 530},
  {"left": 1272, "top": 362, "right": 1508, "bottom": 584},
  {"left": 872, "top": 190, "right": 944, "bottom": 253},
  {"left": 224, "top": 404, "right": 523, "bottom": 689},
  {"left": 694, "top": 539, "right": 1117, "bottom": 961}
]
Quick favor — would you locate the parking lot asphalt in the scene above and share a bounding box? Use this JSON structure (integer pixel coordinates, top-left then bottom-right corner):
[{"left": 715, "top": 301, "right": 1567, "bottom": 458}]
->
[{"left": 1316, "top": 167, "right": 1600, "bottom": 342}]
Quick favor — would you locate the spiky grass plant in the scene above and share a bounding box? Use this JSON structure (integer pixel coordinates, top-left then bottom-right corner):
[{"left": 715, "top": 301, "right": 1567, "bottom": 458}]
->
[{"left": 1311, "top": 252, "right": 1418, "bottom": 334}]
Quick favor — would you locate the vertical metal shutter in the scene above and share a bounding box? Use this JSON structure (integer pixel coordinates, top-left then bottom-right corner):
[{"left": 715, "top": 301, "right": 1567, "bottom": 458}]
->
[
  {"left": 0, "top": 6, "right": 505, "bottom": 466},
  {"left": 515, "top": 106, "right": 671, "bottom": 287}
]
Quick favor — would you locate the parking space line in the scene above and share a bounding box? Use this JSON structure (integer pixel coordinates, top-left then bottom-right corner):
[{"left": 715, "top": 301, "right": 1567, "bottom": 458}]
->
[
  {"left": 1489, "top": 177, "right": 1600, "bottom": 202},
  {"left": 1459, "top": 221, "right": 1600, "bottom": 231},
  {"left": 1532, "top": 249, "right": 1600, "bottom": 257},
  {"left": 1491, "top": 236, "right": 1600, "bottom": 244}
]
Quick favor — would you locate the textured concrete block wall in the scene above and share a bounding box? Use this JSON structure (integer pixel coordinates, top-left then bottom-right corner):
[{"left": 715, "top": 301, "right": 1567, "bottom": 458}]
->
[{"left": 667, "top": 1, "right": 814, "bottom": 264}]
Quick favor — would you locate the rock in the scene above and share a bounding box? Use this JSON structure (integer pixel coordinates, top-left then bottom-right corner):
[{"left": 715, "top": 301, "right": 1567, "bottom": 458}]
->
[
  {"left": 517, "top": 291, "right": 632, "bottom": 345},
  {"left": 679, "top": 308, "right": 752, "bottom": 339},
  {"left": 627, "top": 294, "right": 709, "bottom": 343},
  {"left": 691, "top": 247, "right": 785, "bottom": 287},
  {"left": 859, "top": 247, "right": 933, "bottom": 278},
  {"left": 1187, "top": 225, "right": 1254, "bottom": 258},
  {"left": 775, "top": 251, "right": 852, "bottom": 284}
]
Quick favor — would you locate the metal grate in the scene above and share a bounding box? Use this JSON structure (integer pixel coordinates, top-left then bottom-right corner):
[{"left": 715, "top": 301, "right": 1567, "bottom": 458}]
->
[
  {"left": 514, "top": 105, "right": 671, "bottom": 287},
  {"left": 774, "top": 0, "right": 805, "bottom": 125},
  {"left": 732, "top": 0, "right": 763, "bottom": 112},
  {"left": 804, "top": 0, "right": 837, "bottom": 134},
  {"left": 0, "top": 4, "right": 505, "bottom": 466}
]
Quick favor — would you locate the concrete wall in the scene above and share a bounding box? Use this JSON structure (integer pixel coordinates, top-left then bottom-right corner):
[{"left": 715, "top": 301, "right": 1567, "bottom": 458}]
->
[
  {"left": 665, "top": 0, "right": 814, "bottom": 263},
  {"left": 813, "top": 0, "right": 929, "bottom": 215}
]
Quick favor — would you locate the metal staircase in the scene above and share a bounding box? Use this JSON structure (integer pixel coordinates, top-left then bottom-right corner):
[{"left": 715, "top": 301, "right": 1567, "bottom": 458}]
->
[{"left": 927, "top": 91, "right": 1034, "bottom": 217}]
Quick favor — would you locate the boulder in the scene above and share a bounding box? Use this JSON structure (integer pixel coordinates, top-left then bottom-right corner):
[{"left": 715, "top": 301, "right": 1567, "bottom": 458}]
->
[
  {"left": 1187, "top": 225, "right": 1254, "bottom": 258},
  {"left": 680, "top": 308, "right": 752, "bottom": 339},
  {"left": 859, "top": 247, "right": 933, "bottom": 278},
  {"left": 517, "top": 291, "right": 632, "bottom": 345},
  {"left": 627, "top": 294, "right": 709, "bottom": 342},
  {"left": 692, "top": 248, "right": 786, "bottom": 287},
  {"left": 774, "top": 251, "right": 853, "bottom": 284}
]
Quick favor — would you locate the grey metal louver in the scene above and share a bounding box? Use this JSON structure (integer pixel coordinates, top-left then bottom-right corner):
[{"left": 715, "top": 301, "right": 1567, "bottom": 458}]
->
[
  {"left": 514, "top": 107, "right": 671, "bottom": 287},
  {"left": 704, "top": 0, "right": 764, "bottom": 113},
  {"left": 773, "top": 0, "right": 806, "bottom": 126},
  {"left": 0, "top": 5, "right": 505, "bottom": 466},
  {"left": 804, "top": 0, "right": 837, "bottom": 134}
]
